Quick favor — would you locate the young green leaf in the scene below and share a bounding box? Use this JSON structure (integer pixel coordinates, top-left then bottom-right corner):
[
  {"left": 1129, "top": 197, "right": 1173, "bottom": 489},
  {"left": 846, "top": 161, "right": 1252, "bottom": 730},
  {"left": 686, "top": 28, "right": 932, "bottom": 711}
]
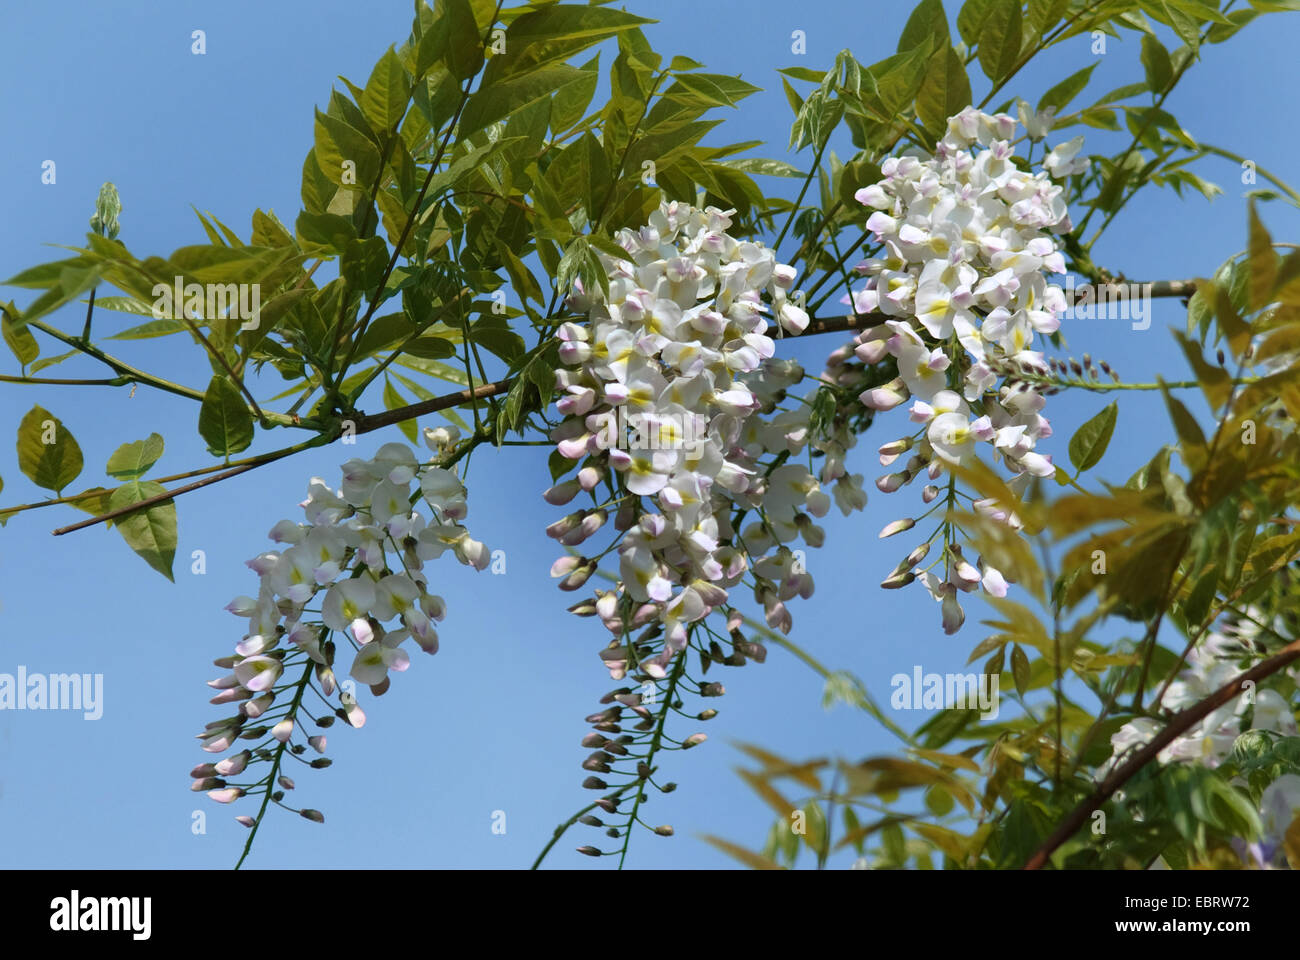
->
[
  {"left": 916, "top": 45, "right": 971, "bottom": 135},
  {"left": 978, "top": 0, "right": 1023, "bottom": 83},
  {"left": 1010, "top": 643, "right": 1030, "bottom": 696},
  {"left": 198, "top": 376, "right": 255, "bottom": 457},
  {"left": 17, "top": 405, "right": 84, "bottom": 494},
  {"left": 1140, "top": 34, "right": 1173, "bottom": 95},
  {"left": 1067, "top": 402, "right": 1118, "bottom": 472},
  {"left": 109, "top": 480, "right": 178, "bottom": 581},
  {"left": 1036, "top": 63, "right": 1096, "bottom": 114},
  {"left": 360, "top": 46, "right": 412, "bottom": 133},
  {"left": 1, "top": 301, "right": 39, "bottom": 366},
  {"left": 106, "top": 433, "right": 165, "bottom": 481}
]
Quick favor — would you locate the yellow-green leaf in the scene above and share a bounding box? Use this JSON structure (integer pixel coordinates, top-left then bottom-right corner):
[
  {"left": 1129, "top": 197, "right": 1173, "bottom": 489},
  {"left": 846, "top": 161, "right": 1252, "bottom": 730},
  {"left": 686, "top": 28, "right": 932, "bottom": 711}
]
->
[
  {"left": 701, "top": 834, "right": 784, "bottom": 870},
  {"left": 106, "top": 433, "right": 165, "bottom": 480},
  {"left": 17, "top": 405, "right": 83, "bottom": 494},
  {"left": 1248, "top": 200, "right": 1279, "bottom": 312}
]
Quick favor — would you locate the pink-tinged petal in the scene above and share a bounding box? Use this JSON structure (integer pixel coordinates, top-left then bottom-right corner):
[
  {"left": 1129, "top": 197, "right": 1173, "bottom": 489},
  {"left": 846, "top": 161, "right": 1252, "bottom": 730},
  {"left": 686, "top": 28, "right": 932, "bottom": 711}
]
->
[
  {"left": 982, "top": 567, "right": 1009, "bottom": 598},
  {"left": 215, "top": 751, "right": 251, "bottom": 776}
]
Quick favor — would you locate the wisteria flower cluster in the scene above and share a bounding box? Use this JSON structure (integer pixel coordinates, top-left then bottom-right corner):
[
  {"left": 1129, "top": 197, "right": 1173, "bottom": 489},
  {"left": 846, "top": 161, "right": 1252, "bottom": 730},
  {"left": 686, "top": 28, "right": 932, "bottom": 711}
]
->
[
  {"left": 548, "top": 199, "right": 868, "bottom": 675},
  {"left": 191, "top": 430, "right": 488, "bottom": 828},
  {"left": 833, "top": 105, "right": 1083, "bottom": 633}
]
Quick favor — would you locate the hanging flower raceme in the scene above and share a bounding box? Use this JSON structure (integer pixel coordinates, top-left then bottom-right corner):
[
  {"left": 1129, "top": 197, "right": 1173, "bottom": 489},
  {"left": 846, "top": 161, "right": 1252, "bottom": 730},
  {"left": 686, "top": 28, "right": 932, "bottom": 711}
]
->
[
  {"left": 548, "top": 200, "right": 861, "bottom": 664},
  {"left": 544, "top": 202, "right": 872, "bottom": 852},
  {"left": 834, "top": 104, "right": 1082, "bottom": 633},
  {"left": 192, "top": 430, "right": 488, "bottom": 835}
]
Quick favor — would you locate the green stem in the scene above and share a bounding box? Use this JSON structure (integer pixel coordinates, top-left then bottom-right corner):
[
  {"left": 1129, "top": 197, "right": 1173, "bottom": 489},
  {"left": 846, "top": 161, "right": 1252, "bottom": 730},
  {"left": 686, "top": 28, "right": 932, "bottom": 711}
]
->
[
  {"left": 617, "top": 648, "right": 687, "bottom": 870},
  {"left": 234, "top": 656, "right": 316, "bottom": 870}
]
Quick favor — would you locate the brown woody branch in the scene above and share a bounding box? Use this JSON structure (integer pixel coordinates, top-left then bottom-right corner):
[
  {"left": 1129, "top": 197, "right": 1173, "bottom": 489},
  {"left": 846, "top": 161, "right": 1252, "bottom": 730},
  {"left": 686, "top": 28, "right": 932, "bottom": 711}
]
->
[
  {"left": 48, "top": 278, "right": 1199, "bottom": 536},
  {"left": 1023, "top": 635, "right": 1300, "bottom": 870}
]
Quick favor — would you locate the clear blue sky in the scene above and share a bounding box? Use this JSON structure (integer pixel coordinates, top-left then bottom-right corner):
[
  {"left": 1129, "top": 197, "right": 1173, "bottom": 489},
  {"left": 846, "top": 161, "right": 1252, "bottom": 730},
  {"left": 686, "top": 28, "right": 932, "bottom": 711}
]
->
[{"left": 1, "top": 1, "right": 1297, "bottom": 869}]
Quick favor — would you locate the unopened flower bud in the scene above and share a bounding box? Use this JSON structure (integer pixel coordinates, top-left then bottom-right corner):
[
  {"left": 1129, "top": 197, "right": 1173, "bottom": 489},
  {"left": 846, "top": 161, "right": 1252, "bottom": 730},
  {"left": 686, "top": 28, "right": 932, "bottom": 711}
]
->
[
  {"left": 879, "top": 517, "right": 916, "bottom": 538},
  {"left": 543, "top": 479, "right": 582, "bottom": 505},
  {"left": 881, "top": 570, "right": 916, "bottom": 589},
  {"left": 560, "top": 560, "right": 596, "bottom": 591},
  {"left": 300, "top": 809, "right": 325, "bottom": 823},
  {"left": 878, "top": 438, "right": 913, "bottom": 465},
  {"left": 876, "top": 472, "right": 906, "bottom": 493},
  {"left": 905, "top": 542, "right": 931, "bottom": 566}
]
